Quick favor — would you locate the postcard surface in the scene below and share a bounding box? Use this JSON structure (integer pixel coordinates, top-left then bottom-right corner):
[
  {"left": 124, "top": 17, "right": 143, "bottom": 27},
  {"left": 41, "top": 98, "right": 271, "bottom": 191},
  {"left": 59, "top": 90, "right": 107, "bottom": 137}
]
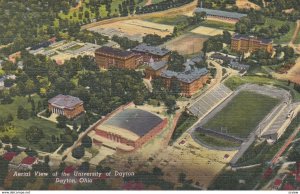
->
[{"left": 0, "top": 0, "right": 300, "bottom": 191}]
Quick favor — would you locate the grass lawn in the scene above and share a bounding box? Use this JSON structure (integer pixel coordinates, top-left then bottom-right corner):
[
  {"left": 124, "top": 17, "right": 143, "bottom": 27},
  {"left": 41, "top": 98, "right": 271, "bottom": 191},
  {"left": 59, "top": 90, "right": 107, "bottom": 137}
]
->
[
  {"left": 200, "top": 20, "right": 235, "bottom": 31},
  {"left": 145, "top": 15, "right": 190, "bottom": 25},
  {"left": 203, "top": 91, "right": 279, "bottom": 138},
  {"left": 224, "top": 75, "right": 300, "bottom": 101},
  {"left": 0, "top": 96, "right": 64, "bottom": 152},
  {"left": 194, "top": 131, "right": 241, "bottom": 147}
]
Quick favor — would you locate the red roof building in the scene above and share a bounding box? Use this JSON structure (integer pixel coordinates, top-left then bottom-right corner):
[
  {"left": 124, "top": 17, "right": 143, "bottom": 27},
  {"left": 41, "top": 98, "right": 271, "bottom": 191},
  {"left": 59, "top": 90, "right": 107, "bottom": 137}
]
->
[
  {"left": 3, "top": 152, "right": 17, "bottom": 161},
  {"left": 21, "top": 156, "right": 36, "bottom": 165}
]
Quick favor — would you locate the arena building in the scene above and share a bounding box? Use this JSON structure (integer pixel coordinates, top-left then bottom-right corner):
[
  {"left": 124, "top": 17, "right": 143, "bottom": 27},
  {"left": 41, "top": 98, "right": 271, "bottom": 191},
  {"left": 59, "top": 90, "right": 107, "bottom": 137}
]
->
[
  {"left": 48, "top": 94, "right": 85, "bottom": 119},
  {"left": 194, "top": 8, "right": 247, "bottom": 22},
  {"left": 90, "top": 103, "right": 167, "bottom": 151},
  {"left": 231, "top": 34, "right": 273, "bottom": 53},
  {"left": 95, "top": 46, "right": 142, "bottom": 69}
]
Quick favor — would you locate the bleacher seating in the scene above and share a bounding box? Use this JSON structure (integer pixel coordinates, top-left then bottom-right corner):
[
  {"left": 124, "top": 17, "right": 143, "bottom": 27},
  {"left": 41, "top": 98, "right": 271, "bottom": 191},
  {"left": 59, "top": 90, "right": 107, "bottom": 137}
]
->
[{"left": 188, "top": 84, "right": 232, "bottom": 117}]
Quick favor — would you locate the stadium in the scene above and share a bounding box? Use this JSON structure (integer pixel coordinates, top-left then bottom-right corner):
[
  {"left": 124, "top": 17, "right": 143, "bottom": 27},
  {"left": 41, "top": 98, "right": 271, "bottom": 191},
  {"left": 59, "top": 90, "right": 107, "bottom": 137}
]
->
[
  {"left": 188, "top": 84, "right": 294, "bottom": 151},
  {"left": 89, "top": 103, "right": 168, "bottom": 152}
]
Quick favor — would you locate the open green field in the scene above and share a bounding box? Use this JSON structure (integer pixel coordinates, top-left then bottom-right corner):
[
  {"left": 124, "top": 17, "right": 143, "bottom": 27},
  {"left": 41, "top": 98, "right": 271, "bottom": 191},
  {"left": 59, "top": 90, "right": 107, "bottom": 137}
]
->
[
  {"left": 203, "top": 91, "right": 279, "bottom": 138},
  {"left": 0, "top": 96, "right": 64, "bottom": 152},
  {"left": 194, "top": 131, "right": 241, "bottom": 148},
  {"left": 224, "top": 75, "right": 300, "bottom": 101},
  {"left": 145, "top": 15, "right": 190, "bottom": 25},
  {"left": 200, "top": 20, "right": 235, "bottom": 31}
]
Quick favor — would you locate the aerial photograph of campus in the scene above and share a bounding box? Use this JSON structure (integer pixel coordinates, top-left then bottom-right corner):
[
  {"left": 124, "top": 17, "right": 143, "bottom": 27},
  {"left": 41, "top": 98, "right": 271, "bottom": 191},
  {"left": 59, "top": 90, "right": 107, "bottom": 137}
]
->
[{"left": 0, "top": 0, "right": 300, "bottom": 191}]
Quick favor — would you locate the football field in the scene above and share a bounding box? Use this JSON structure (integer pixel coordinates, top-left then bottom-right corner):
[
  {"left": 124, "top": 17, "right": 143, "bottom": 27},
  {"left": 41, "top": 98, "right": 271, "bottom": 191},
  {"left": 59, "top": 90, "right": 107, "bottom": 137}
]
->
[{"left": 203, "top": 91, "right": 280, "bottom": 138}]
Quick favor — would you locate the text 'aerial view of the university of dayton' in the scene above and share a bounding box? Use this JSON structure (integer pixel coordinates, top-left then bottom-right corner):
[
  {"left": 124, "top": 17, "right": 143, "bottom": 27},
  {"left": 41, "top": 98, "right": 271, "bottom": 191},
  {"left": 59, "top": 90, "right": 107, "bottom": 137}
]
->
[{"left": 0, "top": 0, "right": 300, "bottom": 191}]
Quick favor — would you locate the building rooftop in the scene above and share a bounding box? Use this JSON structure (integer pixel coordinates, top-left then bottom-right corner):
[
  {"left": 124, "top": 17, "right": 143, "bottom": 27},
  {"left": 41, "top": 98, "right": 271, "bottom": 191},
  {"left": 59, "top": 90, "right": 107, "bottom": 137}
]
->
[
  {"left": 132, "top": 44, "right": 170, "bottom": 56},
  {"left": 149, "top": 60, "right": 168, "bottom": 71},
  {"left": 48, "top": 94, "right": 83, "bottom": 109},
  {"left": 102, "top": 108, "right": 163, "bottom": 137},
  {"left": 161, "top": 55, "right": 208, "bottom": 83},
  {"left": 3, "top": 152, "right": 17, "bottom": 161},
  {"left": 161, "top": 70, "right": 178, "bottom": 78},
  {"left": 21, "top": 156, "right": 36, "bottom": 165},
  {"left": 232, "top": 34, "right": 272, "bottom": 44},
  {"left": 194, "top": 8, "right": 247, "bottom": 19},
  {"left": 229, "top": 61, "right": 250, "bottom": 70},
  {"left": 177, "top": 68, "right": 209, "bottom": 83},
  {"left": 95, "top": 46, "right": 135, "bottom": 58}
]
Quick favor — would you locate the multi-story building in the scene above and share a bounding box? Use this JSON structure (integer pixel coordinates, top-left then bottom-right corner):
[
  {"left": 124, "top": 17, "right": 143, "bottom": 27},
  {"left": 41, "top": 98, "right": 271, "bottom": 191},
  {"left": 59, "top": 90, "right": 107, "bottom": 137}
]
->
[
  {"left": 95, "top": 46, "right": 141, "bottom": 69},
  {"left": 145, "top": 61, "right": 168, "bottom": 79},
  {"left": 48, "top": 94, "right": 85, "bottom": 119},
  {"left": 131, "top": 44, "right": 171, "bottom": 63},
  {"left": 231, "top": 34, "right": 273, "bottom": 53},
  {"left": 161, "top": 68, "right": 209, "bottom": 97}
]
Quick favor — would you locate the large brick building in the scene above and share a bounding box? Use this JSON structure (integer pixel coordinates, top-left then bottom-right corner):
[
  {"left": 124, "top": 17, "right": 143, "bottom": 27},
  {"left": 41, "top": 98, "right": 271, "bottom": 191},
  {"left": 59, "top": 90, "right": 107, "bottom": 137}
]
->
[
  {"left": 161, "top": 68, "right": 209, "bottom": 97},
  {"left": 95, "top": 46, "right": 141, "bottom": 69},
  {"left": 132, "top": 44, "right": 170, "bottom": 63},
  {"left": 146, "top": 55, "right": 209, "bottom": 97},
  {"left": 145, "top": 60, "right": 168, "bottom": 79},
  {"left": 231, "top": 34, "right": 273, "bottom": 53},
  {"left": 89, "top": 103, "right": 167, "bottom": 152},
  {"left": 48, "top": 94, "right": 85, "bottom": 119}
]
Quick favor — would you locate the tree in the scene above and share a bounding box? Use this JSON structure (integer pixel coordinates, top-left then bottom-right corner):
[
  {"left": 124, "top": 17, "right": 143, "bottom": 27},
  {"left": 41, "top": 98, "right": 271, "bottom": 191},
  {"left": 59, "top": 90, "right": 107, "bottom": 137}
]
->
[
  {"left": 80, "top": 115, "right": 90, "bottom": 132},
  {"left": 56, "top": 115, "right": 68, "bottom": 128},
  {"left": 72, "top": 121, "right": 78, "bottom": 131},
  {"left": 153, "top": 167, "right": 164, "bottom": 176},
  {"left": 25, "top": 126, "right": 44, "bottom": 144},
  {"left": 6, "top": 113, "right": 13, "bottom": 122},
  {"left": 82, "top": 135, "right": 92, "bottom": 148},
  {"left": 222, "top": 31, "right": 232, "bottom": 44},
  {"left": 78, "top": 161, "right": 90, "bottom": 172},
  {"left": 167, "top": 52, "right": 185, "bottom": 72},
  {"left": 4, "top": 79, "right": 14, "bottom": 87},
  {"left": 0, "top": 158, "right": 9, "bottom": 187},
  {"left": 25, "top": 79, "right": 35, "bottom": 95},
  {"left": 17, "top": 105, "right": 30, "bottom": 120},
  {"left": 164, "top": 96, "right": 177, "bottom": 114},
  {"left": 72, "top": 146, "right": 85, "bottom": 159}
]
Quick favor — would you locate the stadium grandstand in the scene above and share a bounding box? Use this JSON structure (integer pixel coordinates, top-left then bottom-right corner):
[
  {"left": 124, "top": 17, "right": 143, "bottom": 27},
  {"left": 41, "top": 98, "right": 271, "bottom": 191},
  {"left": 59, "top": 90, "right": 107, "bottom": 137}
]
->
[
  {"left": 260, "top": 104, "right": 296, "bottom": 141},
  {"left": 188, "top": 84, "right": 232, "bottom": 118},
  {"left": 194, "top": 7, "right": 247, "bottom": 22}
]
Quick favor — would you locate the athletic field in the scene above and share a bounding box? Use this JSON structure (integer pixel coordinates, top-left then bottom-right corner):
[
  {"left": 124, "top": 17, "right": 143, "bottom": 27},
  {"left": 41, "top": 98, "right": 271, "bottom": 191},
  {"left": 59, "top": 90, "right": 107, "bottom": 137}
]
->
[{"left": 203, "top": 91, "right": 280, "bottom": 138}]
